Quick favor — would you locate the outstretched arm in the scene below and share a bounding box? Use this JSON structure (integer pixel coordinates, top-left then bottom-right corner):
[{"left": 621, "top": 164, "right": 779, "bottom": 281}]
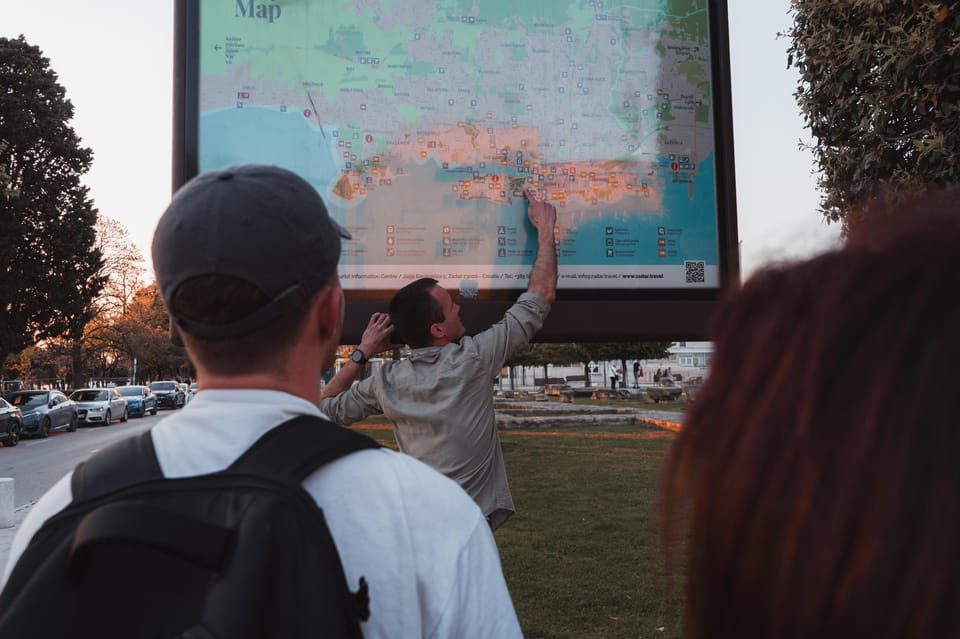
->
[
  {"left": 524, "top": 186, "right": 558, "bottom": 304},
  {"left": 320, "top": 312, "right": 394, "bottom": 400}
]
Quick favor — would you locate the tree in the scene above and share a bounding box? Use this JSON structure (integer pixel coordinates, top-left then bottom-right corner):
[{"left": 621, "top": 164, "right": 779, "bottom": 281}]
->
[
  {"left": 0, "top": 36, "right": 104, "bottom": 360},
  {"left": 18, "top": 345, "right": 70, "bottom": 389},
  {"left": 93, "top": 215, "right": 146, "bottom": 317},
  {"left": 787, "top": 2, "right": 960, "bottom": 230},
  {"left": 577, "top": 341, "right": 671, "bottom": 387},
  {"left": 40, "top": 282, "right": 190, "bottom": 387},
  {"left": 62, "top": 215, "right": 148, "bottom": 386},
  {"left": 505, "top": 341, "right": 671, "bottom": 388},
  {"left": 115, "top": 284, "right": 191, "bottom": 382},
  {"left": 0, "top": 140, "right": 12, "bottom": 198}
]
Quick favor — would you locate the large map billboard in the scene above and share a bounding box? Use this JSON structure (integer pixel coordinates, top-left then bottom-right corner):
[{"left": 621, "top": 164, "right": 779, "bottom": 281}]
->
[{"left": 175, "top": 0, "right": 738, "bottom": 339}]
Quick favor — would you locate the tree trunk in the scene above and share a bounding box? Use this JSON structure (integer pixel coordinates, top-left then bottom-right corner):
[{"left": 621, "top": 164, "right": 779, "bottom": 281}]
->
[{"left": 70, "top": 340, "right": 84, "bottom": 389}]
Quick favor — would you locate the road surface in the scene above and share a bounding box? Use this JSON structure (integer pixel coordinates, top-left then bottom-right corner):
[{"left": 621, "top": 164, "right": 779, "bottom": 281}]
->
[{"left": 0, "top": 411, "right": 163, "bottom": 507}]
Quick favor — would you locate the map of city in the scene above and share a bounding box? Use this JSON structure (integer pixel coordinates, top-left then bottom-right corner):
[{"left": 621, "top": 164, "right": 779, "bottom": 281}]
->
[{"left": 197, "top": 0, "right": 721, "bottom": 292}]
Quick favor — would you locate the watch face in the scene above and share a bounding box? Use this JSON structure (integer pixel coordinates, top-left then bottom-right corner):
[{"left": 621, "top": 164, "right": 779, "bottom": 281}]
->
[{"left": 351, "top": 349, "right": 365, "bottom": 364}]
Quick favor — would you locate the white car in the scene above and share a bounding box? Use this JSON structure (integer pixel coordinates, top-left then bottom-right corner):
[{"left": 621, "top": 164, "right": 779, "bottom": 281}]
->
[{"left": 69, "top": 388, "right": 128, "bottom": 425}]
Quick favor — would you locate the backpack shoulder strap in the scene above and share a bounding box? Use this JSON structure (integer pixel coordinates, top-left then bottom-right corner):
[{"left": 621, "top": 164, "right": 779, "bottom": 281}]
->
[
  {"left": 71, "top": 430, "right": 162, "bottom": 502},
  {"left": 70, "top": 416, "right": 378, "bottom": 500},
  {"left": 229, "top": 415, "right": 381, "bottom": 482}
]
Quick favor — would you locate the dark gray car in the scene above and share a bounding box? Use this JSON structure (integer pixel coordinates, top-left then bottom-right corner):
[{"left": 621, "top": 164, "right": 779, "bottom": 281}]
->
[
  {"left": 150, "top": 381, "right": 185, "bottom": 410},
  {"left": 4, "top": 390, "right": 77, "bottom": 438},
  {"left": 0, "top": 397, "right": 22, "bottom": 446}
]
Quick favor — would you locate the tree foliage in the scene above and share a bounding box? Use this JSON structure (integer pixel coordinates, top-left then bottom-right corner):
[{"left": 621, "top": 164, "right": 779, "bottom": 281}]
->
[
  {"left": 0, "top": 36, "right": 104, "bottom": 359},
  {"left": 507, "top": 342, "right": 672, "bottom": 370},
  {"left": 51, "top": 215, "right": 149, "bottom": 387},
  {"left": 0, "top": 140, "right": 12, "bottom": 198},
  {"left": 575, "top": 341, "right": 671, "bottom": 363},
  {"left": 505, "top": 341, "right": 671, "bottom": 386},
  {"left": 507, "top": 342, "right": 670, "bottom": 368},
  {"left": 6, "top": 208, "right": 191, "bottom": 387},
  {"left": 23, "top": 284, "right": 192, "bottom": 387},
  {"left": 787, "top": 1, "right": 960, "bottom": 229},
  {"left": 108, "top": 284, "right": 191, "bottom": 383},
  {"left": 93, "top": 215, "right": 146, "bottom": 318}
]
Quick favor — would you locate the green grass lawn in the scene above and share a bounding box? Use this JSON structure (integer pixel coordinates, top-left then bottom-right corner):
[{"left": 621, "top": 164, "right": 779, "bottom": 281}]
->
[{"left": 353, "top": 419, "right": 684, "bottom": 639}]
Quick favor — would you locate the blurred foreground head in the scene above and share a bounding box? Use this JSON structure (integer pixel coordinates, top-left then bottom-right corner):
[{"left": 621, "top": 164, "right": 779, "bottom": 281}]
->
[{"left": 662, "top": 189, "right": 960, "bottom": 638}]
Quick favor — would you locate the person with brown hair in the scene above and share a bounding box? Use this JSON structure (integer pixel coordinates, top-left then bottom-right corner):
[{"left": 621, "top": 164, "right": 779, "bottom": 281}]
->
[{"left": 661, "top": 189, "right": 960, "bottom": 638}]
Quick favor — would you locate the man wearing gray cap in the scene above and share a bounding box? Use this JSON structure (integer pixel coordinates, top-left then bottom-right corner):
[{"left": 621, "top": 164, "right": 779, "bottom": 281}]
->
[{"left": 1, "top": 165, "right": 523, "bottom": 637}]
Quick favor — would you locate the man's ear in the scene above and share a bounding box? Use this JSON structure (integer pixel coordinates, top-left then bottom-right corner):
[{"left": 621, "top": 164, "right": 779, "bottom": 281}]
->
[
  {"left": 169, "top": 317, "right": 185, "bottom": 347},
  {"left": 311, "top": 283, "right": 343, "bottom": 342},
  {"left": 429, "top": 322, "right": 444, "bottom": 341}
]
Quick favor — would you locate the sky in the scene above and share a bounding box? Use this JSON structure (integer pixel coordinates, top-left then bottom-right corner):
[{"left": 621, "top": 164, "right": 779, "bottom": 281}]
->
[{"left": 5, "top": 1, "right": 842, "bottom": 280}]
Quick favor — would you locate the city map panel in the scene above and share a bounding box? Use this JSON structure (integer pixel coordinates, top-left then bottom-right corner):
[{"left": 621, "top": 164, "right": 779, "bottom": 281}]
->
[{"left": 197, "top": 0, "right": 721, "bottom": 294}]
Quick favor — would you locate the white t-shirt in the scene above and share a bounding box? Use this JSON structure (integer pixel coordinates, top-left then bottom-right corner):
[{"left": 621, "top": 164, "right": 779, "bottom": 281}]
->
[{"left": 1, "top": 390, "right": 522, "bottom": 639}]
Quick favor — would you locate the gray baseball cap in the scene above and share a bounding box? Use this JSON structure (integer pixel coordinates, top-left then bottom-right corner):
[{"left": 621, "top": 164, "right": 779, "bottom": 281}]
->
[{"left": 152, "top": 165, "right": 350, "bottom": 340}]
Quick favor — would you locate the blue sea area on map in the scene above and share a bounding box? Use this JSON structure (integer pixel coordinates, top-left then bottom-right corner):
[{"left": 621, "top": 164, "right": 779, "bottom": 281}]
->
[
  {"left": 200, "top": 108, "right": 719, "bottom": 267},
  {"left": 568, "top": 154, "right": 719, "bottom": 265},
  {"left": 199, "top": 107, "right": 340, "bottom": 193}
]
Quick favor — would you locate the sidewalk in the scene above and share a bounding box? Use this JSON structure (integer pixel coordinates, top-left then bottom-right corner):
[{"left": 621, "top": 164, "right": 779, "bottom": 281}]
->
[{"left": 0, "top": 502, "right": 34, "bottom": 574}]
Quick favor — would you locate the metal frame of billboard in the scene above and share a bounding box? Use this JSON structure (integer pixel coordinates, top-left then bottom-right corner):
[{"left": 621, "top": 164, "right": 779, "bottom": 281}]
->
[{"left": 173, "top": 0, "right": 739, "bottom": 343}]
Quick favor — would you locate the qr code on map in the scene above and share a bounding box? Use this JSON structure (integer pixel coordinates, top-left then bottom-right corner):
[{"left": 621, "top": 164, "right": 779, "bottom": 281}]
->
[{"left": 684, "top": 260, "right": 706, "bottom": 284}]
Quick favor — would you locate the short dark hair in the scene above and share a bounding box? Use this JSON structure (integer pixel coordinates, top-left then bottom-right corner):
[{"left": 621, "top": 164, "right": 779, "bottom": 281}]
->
[
  {"left": 660, "top": 189, "right": 960, "bottom": 638},
  {"left": 171, "top": 275, "right": 317, "bottom": 375},
  {"left": 388, "top": 278, "right": 444, "bottom": 348}
]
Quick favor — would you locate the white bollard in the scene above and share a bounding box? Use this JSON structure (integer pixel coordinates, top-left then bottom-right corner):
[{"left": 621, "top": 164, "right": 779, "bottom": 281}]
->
[{"left": 0, "top": 477, "right": 13, "bottom": 528}]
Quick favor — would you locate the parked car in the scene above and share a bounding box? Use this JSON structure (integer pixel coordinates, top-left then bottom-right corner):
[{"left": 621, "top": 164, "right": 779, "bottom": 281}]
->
[
  {"left": 189, "top": 382, "right": 198, "bottom": 397},
  {"left": 117, "top": 385, "right": 158, "bottom": 418},
  {"left": 0, "top": 398, "right": 22, "bottom": 447},
  {"left": 3, "top": 390, "right": 77, "bottom": 437},
  {"left": 150, "top": 381, "right": 185, "bottom": 410},
  {"left": 69, "top": 388, "right": 128, "bottom": 425}
]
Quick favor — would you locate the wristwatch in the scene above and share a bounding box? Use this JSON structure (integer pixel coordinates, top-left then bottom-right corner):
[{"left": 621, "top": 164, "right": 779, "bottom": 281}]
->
[{"left": 350, "top": 348, "right": 368, "bottom": 365}]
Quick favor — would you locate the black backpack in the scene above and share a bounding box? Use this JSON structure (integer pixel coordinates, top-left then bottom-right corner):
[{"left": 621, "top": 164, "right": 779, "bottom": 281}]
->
[{"left": 0, "top": 415, "right": 380, "bottom": 639}]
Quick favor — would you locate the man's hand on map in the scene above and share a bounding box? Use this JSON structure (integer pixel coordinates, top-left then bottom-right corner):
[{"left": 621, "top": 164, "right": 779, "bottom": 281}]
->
[
  {"left": 523, "top": 186, "right": 558, "bottom": 304},
  {"left": 524, "top": 186, "right": 557, "bottom": 236}
]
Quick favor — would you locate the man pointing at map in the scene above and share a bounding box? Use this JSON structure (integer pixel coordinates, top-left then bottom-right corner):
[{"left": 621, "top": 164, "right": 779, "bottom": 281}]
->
[{"left": 321, "top": 187, "right": 557, "bottom": 529}]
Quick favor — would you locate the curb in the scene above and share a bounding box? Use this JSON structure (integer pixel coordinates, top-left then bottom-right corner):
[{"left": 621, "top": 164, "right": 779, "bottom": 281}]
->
[
  {"left": 0, "top": 501, "right": 36, "bottom": 574},
  {"left": 635, "top": 416, "right": 683, "bottom": 432}
]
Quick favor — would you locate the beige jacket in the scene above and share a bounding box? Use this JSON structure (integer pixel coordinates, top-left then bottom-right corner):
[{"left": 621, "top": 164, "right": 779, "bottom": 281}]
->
[{"left": 321, "top": 293, "right": 550, "bottom": 529}]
